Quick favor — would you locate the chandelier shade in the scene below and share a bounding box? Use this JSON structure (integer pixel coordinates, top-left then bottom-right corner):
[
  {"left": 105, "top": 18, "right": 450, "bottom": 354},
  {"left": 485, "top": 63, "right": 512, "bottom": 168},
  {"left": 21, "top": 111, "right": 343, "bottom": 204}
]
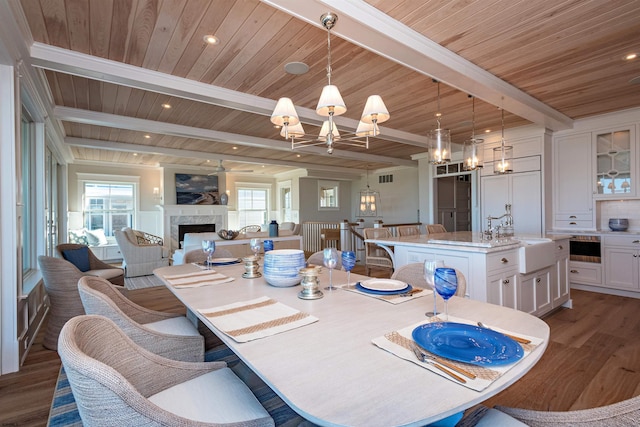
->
[
  {"left": 316, "top": 85, "right": 347, "bottom": 116},
  {"left": 269, "top": 12, "right": 389, "bottom": 154},
  {"left": 271, "top": 97, "right": 299, "bottom": 127}
]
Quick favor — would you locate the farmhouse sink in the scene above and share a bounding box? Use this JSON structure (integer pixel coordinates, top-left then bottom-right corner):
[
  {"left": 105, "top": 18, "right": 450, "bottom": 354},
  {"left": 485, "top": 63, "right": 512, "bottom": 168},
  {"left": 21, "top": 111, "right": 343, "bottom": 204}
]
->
[{"left": 517, "top": 238, "right": 555, "bottom": 274}]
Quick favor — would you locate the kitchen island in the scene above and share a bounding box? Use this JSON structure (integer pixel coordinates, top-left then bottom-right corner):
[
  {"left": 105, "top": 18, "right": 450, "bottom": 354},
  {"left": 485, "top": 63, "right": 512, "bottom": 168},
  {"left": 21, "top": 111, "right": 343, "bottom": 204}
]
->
[{"left": 365, "top": 231, "right": 571, "bottom": 317}]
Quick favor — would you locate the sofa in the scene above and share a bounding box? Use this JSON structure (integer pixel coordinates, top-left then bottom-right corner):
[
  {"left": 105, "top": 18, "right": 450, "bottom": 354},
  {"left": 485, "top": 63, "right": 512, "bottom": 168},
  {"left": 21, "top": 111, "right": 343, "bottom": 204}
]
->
[{"left": 114, "top": 228, "right": 170, "bottom": 277}]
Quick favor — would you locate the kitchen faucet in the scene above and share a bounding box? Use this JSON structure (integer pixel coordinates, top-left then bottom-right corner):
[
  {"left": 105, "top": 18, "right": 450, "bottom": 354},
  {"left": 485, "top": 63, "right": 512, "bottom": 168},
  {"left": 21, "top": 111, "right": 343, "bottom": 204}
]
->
[{"left": 484, "top": 204, "right": 514, "bottom": 240}]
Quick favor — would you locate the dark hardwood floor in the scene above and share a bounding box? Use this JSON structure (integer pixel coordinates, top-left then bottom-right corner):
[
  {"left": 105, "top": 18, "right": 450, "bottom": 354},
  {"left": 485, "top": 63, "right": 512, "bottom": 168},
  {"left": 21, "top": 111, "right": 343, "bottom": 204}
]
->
[{"left": 1, "top": 265, "right": 638, "bottom": 426}]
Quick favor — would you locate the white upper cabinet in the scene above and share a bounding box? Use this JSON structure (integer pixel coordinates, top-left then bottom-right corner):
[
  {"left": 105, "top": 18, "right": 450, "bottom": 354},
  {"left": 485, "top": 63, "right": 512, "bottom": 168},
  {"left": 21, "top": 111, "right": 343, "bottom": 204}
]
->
[
  {"left": 553, "top": 132, "right": 595, "bottom": 230},
  {"left": 593, "top": 125, "right": 636, "bottom": 199}
]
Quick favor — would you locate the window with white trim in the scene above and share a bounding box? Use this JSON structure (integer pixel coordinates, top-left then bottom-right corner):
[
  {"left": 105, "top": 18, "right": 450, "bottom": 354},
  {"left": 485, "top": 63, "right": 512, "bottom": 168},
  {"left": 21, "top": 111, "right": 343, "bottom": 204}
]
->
[
  {"left": 83, "top": 182, "right": 135, "bottom": 236},
  {"left": 237, "top": 187, "right": 269, "bottom": 228}
]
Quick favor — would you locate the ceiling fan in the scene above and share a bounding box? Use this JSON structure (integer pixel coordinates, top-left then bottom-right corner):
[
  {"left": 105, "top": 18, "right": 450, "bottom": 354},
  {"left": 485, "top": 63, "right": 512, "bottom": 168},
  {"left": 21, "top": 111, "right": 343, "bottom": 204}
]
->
[{"left": 208, "top": 159, "right": 254, "bottom": 175}]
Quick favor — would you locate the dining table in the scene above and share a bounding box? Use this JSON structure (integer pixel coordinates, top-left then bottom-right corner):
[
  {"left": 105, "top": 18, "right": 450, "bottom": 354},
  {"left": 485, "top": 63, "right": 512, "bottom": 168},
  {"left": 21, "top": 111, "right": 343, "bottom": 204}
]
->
[{"left": 154, "top": 259, "right": 550, "bottom": 427}]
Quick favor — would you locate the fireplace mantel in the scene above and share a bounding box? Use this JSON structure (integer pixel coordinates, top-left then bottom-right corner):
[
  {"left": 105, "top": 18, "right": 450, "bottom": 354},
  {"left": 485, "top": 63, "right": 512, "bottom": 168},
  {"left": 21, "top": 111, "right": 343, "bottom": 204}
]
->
[{"left": 158, "top": 205, "right": 229, "bottom": 252}]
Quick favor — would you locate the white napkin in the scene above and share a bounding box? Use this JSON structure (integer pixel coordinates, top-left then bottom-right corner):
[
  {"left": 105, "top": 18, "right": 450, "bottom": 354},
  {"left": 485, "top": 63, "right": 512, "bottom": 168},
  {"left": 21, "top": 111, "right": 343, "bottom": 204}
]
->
[
  {"left": 163, "top": 269, "right": 218, "bottom": 280},
  {"left": 199, "top": 296, "right": 318, "bottom": 342}
]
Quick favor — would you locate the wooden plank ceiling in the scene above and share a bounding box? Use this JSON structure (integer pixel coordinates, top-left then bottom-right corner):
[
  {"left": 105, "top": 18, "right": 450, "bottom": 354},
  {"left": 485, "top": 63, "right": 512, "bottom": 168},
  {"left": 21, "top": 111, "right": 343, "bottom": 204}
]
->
[{"left": 15, "top": 0, "right": 640, "bottom": 174}]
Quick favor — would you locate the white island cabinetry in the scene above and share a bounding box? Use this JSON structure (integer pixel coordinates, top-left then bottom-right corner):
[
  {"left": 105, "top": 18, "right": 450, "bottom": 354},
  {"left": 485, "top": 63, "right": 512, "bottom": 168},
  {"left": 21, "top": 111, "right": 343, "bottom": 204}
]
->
[{"left": 366, "top": 232, "right": 570, "bottom": 317}]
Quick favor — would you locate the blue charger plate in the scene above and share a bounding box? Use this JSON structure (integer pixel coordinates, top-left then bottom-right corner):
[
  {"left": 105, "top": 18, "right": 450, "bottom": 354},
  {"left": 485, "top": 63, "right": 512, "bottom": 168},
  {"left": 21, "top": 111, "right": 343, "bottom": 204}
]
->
[
  {"left": 412, "top": 322, "right": 523, "bottom": 366},
  {"left": 355, "top": 282, "right": 412, "bottom": 295}
]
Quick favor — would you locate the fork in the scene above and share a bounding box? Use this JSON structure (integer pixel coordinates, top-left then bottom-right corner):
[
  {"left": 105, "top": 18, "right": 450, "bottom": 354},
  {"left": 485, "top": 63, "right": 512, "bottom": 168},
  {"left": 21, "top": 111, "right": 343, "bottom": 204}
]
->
[{"left": 411, "top": 344, "right": 467, "bottom": 383}]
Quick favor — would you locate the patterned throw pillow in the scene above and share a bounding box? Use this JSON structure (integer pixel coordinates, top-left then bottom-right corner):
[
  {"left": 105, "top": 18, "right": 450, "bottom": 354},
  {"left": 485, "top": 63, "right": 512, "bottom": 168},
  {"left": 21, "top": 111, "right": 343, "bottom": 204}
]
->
[
  {"left": 68, "top": 229, "right": 89, "bottom": 245},
  {"left": 132, "top": 230, "right": 149, "bottom": 245}
]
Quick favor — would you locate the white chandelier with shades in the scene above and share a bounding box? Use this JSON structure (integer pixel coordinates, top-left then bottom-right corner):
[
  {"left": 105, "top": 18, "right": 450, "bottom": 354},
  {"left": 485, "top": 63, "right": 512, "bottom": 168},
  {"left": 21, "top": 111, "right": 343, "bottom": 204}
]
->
[{"left": 270, "top": 12, "right": 390, "bottom": 154}]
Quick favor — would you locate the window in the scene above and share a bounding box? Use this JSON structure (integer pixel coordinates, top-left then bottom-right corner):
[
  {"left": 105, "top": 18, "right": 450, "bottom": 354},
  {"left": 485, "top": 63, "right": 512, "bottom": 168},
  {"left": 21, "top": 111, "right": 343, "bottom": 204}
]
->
[
  {"left": 237, "top": 187, "right": 269, "bottom": 228},
  {"left": 21, "top": 117, "right": 35, "bottom": 277},
  {"left": 83, "top": 182, "right": 134, "bottom": 236}
]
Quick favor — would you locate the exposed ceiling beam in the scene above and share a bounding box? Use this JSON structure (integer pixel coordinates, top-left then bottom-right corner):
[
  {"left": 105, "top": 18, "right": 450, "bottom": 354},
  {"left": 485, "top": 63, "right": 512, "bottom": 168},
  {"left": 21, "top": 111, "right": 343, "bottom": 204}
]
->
[
  {"left": 65, "top": 136, "right": 369, "bottom": 175},
  {"left": 56, "top": 107, "right": 418, "bottom": 167},
  {"left": 263, "top": 0, "right": 574, "bottom": 131},
  {"left": 30, "top": 43, "right": 426, "bottom": 147}
]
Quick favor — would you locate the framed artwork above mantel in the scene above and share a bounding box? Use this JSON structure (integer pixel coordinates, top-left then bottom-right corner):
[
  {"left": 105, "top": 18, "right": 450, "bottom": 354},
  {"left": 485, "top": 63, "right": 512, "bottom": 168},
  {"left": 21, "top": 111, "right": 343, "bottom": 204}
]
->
[{"left": 175, "top": 173, "right": 220, "bottom": 205}]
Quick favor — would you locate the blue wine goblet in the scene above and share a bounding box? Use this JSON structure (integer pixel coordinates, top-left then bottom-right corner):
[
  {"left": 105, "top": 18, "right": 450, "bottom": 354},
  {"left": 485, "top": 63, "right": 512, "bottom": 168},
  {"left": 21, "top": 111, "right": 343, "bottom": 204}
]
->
[
  {"left": 434, "top": 267, "right": 458, "bottom": 321},
  {"left": 341, "top": 251, "right": 356, "bottom": 288}
]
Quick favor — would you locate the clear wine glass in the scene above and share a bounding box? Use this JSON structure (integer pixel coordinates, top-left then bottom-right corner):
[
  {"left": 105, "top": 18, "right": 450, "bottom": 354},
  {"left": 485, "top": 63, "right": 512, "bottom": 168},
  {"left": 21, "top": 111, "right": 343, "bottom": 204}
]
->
[
  {"left": 341, "top": 251, "right": 356, "bottom": 288},
  {"left": 423, "top": 259, "right": 444, "bottom": 317},
  {"left": 434, "top": 267, "right": 458, "bottom": 321},
  {"left": 249, "top": 238, "right": 261, "bottom": 259},
  {"left": 202, "top": 239, "right": 216, "bottom": 269},
  {"left": 323, "top": 247, "right": 339, "bottom": 290}
]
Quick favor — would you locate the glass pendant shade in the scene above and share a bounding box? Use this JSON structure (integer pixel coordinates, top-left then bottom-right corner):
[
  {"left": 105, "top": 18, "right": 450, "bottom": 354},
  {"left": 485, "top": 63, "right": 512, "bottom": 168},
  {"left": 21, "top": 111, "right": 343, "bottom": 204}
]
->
[
  {"left": 361, "top": 95, "right": 390, "bottom": 127},
  {"left": 428, "top": 128, "right": 451, "bottom": 164},
  {"left": 271, "top": 97, "right": 300, "bottom": 126},
  {"left": 316, "top": 85, "right": 347, "bottom": 117},
  {"left": 463, "top": 138, "right": 484, "bottom": 170},
  {"left": 493, "top": 142, "right": 514, "bottom": 174}
]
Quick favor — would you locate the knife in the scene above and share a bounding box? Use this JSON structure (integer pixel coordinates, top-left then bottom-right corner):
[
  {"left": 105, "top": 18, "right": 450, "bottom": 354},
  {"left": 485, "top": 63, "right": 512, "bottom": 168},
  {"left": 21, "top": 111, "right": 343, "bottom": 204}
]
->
[
  {"left": 400, "top": 288, "right": 423, "bottom": 297},
  {"left": 411, "top": 344, "right": 466, "bottom": 384}
]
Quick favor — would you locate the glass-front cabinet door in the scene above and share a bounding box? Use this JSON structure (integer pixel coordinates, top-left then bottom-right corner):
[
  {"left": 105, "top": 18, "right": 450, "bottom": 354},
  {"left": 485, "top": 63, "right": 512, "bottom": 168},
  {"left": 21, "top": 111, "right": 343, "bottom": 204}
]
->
[{"left": 593, "top": 126, "right": 636, "bottom": 198}]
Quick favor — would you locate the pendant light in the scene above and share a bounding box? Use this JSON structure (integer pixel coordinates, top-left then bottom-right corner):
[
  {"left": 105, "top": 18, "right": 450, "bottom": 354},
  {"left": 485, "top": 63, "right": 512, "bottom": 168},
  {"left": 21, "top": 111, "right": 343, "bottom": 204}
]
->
[
  {"left": 357, "top": 169, "right": 381, "bottom": 217},
  {"left": 462, "top": 95, "right": 484, "bottom": 171},
  {"left": 428, "top": 81, "right": 451, "bottom": 164},
  {"left": 493, "top": 106, "right": 513, "bottom": 174}
]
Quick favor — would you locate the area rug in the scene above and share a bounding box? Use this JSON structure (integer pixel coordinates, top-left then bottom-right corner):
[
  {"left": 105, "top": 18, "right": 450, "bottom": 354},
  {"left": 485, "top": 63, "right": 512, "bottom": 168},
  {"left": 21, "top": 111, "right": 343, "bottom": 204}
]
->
[
  {"left": 48, "top": 345, "right": 306, "bottom": 427},
  {"left": 124, "top": 274, "right": 165, "bottom": 290}
]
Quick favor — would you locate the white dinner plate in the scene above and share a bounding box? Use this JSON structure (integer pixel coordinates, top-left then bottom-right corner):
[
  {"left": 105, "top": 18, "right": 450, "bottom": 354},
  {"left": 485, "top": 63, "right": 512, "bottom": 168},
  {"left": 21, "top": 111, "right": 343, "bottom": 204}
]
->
[{"left": 359, "top": 278, "right": 408, "bottom": 292}]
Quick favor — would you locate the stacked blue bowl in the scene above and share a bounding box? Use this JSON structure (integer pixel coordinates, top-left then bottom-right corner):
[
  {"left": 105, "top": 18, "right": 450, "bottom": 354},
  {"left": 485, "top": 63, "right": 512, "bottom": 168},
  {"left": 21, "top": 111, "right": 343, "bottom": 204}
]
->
[
  {"left": 609, "top": 218, "right": 629, "bottom": 231},
  {"left": 263, "top": 249, "right": 306, "bottom": 287}
]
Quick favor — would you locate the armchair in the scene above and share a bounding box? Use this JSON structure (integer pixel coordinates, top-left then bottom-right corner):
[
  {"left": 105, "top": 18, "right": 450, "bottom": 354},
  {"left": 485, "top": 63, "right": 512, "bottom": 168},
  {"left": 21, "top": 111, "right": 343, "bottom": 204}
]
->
[
  {"left": 114, "top": 228, "right": 169, "bottom": 277},
  {"left": 58, "top": 315, "right": 274, "bottom": 426},
  {"left": 172, "top": 232, "right": 220, "bottom": 265},
  {"left": 56, "top": 243, "right": 125, "bottom": 286}
]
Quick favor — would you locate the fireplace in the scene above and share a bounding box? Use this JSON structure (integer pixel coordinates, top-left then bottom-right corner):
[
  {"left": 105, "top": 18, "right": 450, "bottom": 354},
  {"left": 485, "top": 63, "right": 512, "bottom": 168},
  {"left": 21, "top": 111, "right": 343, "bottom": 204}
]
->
[
  {"left": 157, "top": 205, "right": 229, "bottom": 253},
  {"left": 178, "top": 224, "right": 216, "bottom": 246}
]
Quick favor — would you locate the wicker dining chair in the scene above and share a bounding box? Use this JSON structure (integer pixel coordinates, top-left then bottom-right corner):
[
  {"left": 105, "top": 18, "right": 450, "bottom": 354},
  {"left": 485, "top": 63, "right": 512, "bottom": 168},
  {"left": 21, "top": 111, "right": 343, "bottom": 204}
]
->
[
  {"left": 426, "top": 224, "right": 447, "bottom": 234},
  {"left": 58, "top": 315, "right": 274, "bottom": 427},
  {"left": 56, "top": 243, "right": 125, "bottom": 286},
  {"left": 397, "top": 225, "right": 421, "bottom": 237},
  {"left": 391, "top": 263, "right": 467, "bottom": 297},
  {"left": 363, "top": 228, "right": 394, "bottom": 275},
  {"left": 77, "top": 276, "right": 204, "bottom": 362}
]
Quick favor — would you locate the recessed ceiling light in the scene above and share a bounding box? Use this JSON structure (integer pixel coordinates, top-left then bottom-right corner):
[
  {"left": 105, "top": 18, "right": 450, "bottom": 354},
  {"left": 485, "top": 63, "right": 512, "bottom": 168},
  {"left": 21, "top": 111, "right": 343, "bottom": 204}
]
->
[
  {"left": 296, "top": 154, "right": 301, "bottom": 158},
  {"left": 284, "top": 62, "right": 309, "bottom": 75},
  {"left": 206, "top": 159, "right": 211, "bottom": 163},
  {"left": 485, "top": 129, "right": 491, "bottom": 133},
  {"left": 203, "top": 35, "right": 219, "bottom": 45},
  {"left": 624, "top": 53, "right": 637, "bottom": 60},
  {"left": 144, "top": 134, "right": 151, "bottom": 139},
  {"left": 161, "top": 103, "right": 171, "bottom": 109},
  {"left": 133, "top": 153, "right": 138, "bottom": 156},
  {"left": 233, "top": 146, "right": 238, "bottom": 150}
]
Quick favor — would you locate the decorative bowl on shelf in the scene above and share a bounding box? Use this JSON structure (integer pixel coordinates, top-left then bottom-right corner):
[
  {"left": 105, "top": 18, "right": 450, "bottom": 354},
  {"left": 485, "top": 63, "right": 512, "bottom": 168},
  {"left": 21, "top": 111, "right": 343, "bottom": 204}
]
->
[
  {"left": 608, "top": 218, "right": 629, "bottom": 231},
  {"left": 217, "top": 229, "right": 239, "bottom": 240}
]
